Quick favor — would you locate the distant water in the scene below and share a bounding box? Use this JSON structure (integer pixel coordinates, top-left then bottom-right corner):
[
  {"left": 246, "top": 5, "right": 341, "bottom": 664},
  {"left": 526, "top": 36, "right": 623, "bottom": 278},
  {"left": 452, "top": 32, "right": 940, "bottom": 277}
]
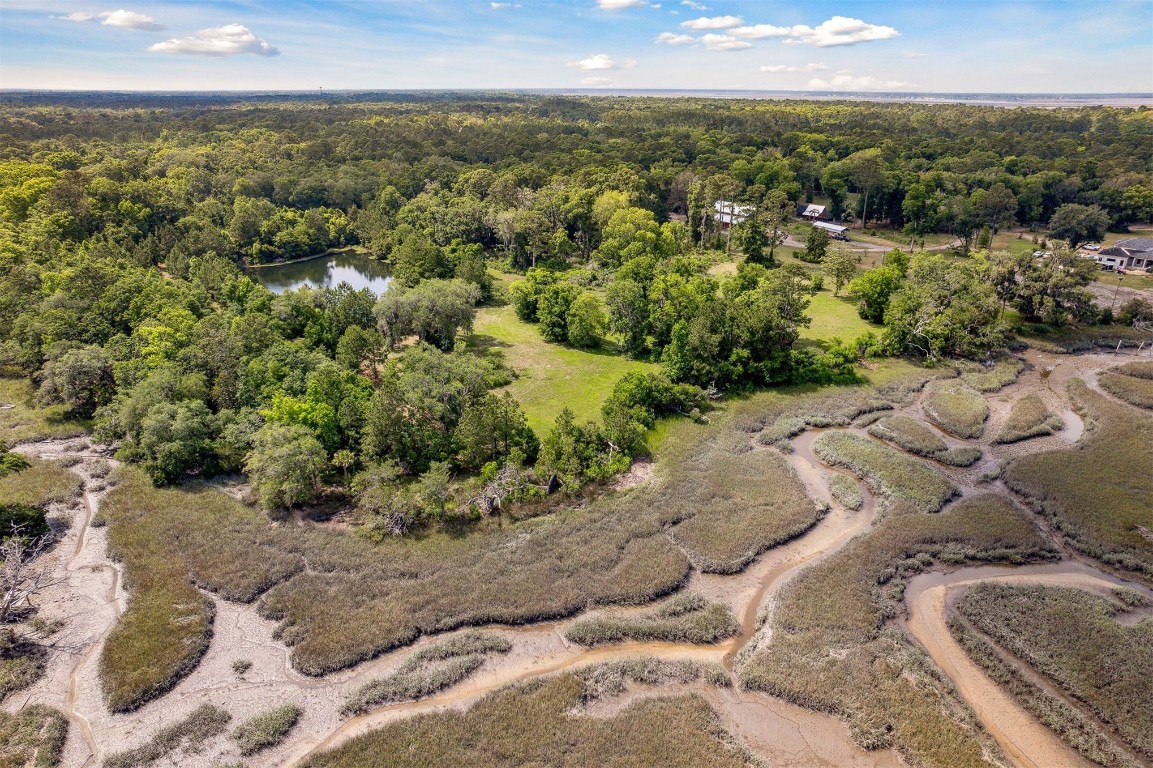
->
[
  {"left": 251, "top": 249, "right": 392, "bottom": 295},
  {"left": 541, "top": 89, "right": 1153, "bottom": 108}
]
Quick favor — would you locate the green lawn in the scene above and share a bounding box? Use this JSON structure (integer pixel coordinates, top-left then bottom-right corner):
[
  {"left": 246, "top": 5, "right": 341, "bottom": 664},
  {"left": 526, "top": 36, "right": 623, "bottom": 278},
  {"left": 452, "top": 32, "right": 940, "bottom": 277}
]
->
[
  {"left": 800, "top": 290, "right": 881, "bottom": 345},
  {"left": 1095, "top": 271, "right": 1153, "bottom": 291},
  {"left": 471, "top": 306, "right": 659, "bottom": 435}
]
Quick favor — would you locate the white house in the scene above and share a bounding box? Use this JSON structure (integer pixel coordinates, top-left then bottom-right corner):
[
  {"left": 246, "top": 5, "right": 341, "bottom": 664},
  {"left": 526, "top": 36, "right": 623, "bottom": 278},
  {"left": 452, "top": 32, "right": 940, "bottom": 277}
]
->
[
  {"left": 714, "top": 200, "right": 752, "bottom": 230},
  {"left": 1094, "top": 238, "right": 1153, "bottom": 271},
  {"left": 812, "top": 221, "right": 850, "bottom": 241}
]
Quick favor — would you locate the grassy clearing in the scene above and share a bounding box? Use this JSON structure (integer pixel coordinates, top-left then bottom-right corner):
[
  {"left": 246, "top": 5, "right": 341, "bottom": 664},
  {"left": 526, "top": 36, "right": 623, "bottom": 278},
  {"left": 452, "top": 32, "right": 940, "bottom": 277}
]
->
[
  {"left": 947, "top": 616, "right": 1138, "bottom": 768},
  {"left": 995, "top": 394, "right": 1064, "bottom": 443},
  {"left": 0, "top": 458, "right": 81, "bottom": 510},
  {"left": 565, "top": 592, "right": 739, "bottom": 647},
  {"left": 868, "top": 416, "right": 982, "bottom": 467},
  {"left": 306, "top": 670, "right": 752, "bottom": 768},
  {"left": 104, "top": 704, "right": 231, "bottom": 768},
  {"left": 961, "top": 357, "right": 1024, "bottom": 393},
  {"left": 0, "top": 704, "right": 67, "bottom": 768},
  {"left": 343, "top": 631, "right": 511, "bottom": 715},
  {"left": 1095, "top": 271, "right": 1153, "bottom": 291},
  {"left": 0, "top": 378, "right": 85, "bottom": 445},
  {"left": 739, "top": 493, "right": 1058, "bottom": 767},
  {"left": 1004, "top": 379, "right": 1153, "bottom": 578},
  {"left": 1098, "top": 370, "right": 1153, "bottom": 410},
  {"left": 955, "top": 583, "right": 1153, "bottom": 761},
  {"left": 812, "top": 432, "right": 958, "bottom": 512},
  {"left": 828, "top": 474, "right": 863, "bottom": 510},
  {"left": 800, "top": 291, "right": 881, "bottom": 345},
  {"left": 471, "top": 305, "right": 659, "bottom": 434},
  {"left": 1017, "top": 325, "right": 1153, "bottom": 354},
  {"left": 922, "top": 380, "right": 989, "bottom": 439},
  {"left": 233, "top": 704, "right": 303, "bottom": 756}
]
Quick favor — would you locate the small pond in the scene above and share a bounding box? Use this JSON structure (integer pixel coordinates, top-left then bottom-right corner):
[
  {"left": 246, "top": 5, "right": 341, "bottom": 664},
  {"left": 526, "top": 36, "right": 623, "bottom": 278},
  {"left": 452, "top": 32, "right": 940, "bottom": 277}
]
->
[{"left": 251, "top": 249, "right": 392, "bottom": 295}]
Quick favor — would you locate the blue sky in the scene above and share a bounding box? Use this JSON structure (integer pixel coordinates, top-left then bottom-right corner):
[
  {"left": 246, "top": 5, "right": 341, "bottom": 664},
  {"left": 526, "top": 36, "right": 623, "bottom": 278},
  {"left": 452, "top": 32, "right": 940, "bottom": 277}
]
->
[{"left": 1, "top": 1, "right": 1151, "bottom": 92}]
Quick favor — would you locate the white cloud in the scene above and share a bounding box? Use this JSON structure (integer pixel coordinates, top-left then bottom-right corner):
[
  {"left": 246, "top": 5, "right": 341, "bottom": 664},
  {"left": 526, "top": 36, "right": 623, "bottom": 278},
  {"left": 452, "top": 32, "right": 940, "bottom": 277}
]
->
[
  {"left": 730, "top": 24, "right": 793, "bottom": 39},
  {"left": 760, "top": 62, "right": 827, "bottom": 73},
  {"left": 568, "top": 53, "right": 634, "bottom": 70},
  {"left": 655, "top": 31, "right": 695, "bottom": 45},
  {"left": 597, "top": 0, "right": 647, "bottom": 9},
  {"left": 680, "top": 15, "right": 741, "bottom": 30},
  {"left": 681, "top": 0, "right": 708, "bottom": 9},
  {"left": 701, "top": 33, "right": 752, "bottom": 51},
  {"left": 148, "top": 24, "right": 279, "bottom": 56},
  {"left": 784, "top": 17, "right": 899, "bottom": 47},
  {"left": 99, "top": 9, "right": 166, "bottom": 30},
  {"left": 54, "top": 9, "right": 165, "bottom": 30},
  {"left": 490, "top": 2, "right": 519, "bottom": 7},
  {"left": 806, "top": 72, "right": 912, "bottom": 90},
  {"left": 903, "top": 50, "right": 927, "bottom": 58},
  {"left": 581, "top": 76, "right": 612, "bottom": 86}
]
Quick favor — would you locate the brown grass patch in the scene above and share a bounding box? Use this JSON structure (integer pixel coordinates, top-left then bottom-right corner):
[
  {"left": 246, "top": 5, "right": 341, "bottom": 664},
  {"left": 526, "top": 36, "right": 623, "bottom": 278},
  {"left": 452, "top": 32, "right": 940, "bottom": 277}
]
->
[
  {"left": 739, "top": 493, "right": 1058, "bottom": 767},
  {"left": 1003, "top": 379, "right": 1153, "bottom": 578},
  {"left": 1098, "top": 370, "right": 1153, "bottom": 410},
  {"left": 813, "top": 431, "right": 958, "bottom": 512},
  {"left": 995, "top": 394, "right": 1064, "bottom": 443},
  {"left": 922, "top": 380, "right": 989, "bottom": 439},
  {"left": 868, "top": 415, "right": 982, "bottom": 466},
  {"left": 565, "top": 593, "right": 739, "bottom": 647},
  {"left": 955, "top": 583, "right": 1152, "bottom": 761},
  {"left": 0, "top": 458, "right": 81, "bottom": 509},
  {"left": 961, "top": 357, "right": 1024, "bottom": 393}
]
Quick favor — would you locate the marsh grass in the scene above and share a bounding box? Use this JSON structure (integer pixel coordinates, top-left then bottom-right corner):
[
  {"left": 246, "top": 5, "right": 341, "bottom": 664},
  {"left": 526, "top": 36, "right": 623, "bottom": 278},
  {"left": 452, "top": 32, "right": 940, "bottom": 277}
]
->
[
  {"left": 0, "top": 704, "right": 67, "bottom": 768},
  {"left": 0, "top": 378, "right": 85, "bottom": 445},
  {"left": 868, "top": 416, "right": 982, "bottom": 466},
  {"left": 1111, "top": 361, "right": 1153, "bottom": 380},
  {"left": 995, "top": 394, "right": 1064, "bottom": 443},
  {"left": 0, "top": 635, "right": 46, "bottom": 701},
  {"left": 812, "top": 432, "right": 957, "bottom": 512},
  {"left": 827, "top": 474, "right": 863, "bottom": 510},
  {"left": 1018, "top": 325, "right": 1153, "bottom": 354},
  {"left": 961, "top": 357, "right": 1024, "bottom": 393},
  {"left": 947, "top": 616, "right": 1139, "bottom": 768},
  {"left": 739, "top": 493, "right": 1058, "bottom": 767},
  {"left": 104, "top": 704, "right": 231, "bottom": 768},
  {"left": 308, "top": 672, "right": 754, "bottom": 768},
  {"left": 922, "top": 380, "right": 989, "bottom": 439},
  {"left": 1097, "top": 370, "right": 1153, "bottom": 410},
  {"left": 955, "top": 583, "right": 1153, "bottom": 761},
  {"left": 0, "top": 458, "right": 81, "bottom": 509},
  {"left": 565, "top": 593, "right": 739, "bottom": 647},
  {"left": 1004, "top": 379, "right": 1153, "bottom": 577},
  {"left": 233, "top": 704, "right": 303, "bottom": 756},
  {"left": 575, "top": 657, "right": 731, "bottom": 700},
  {"left": 343, "top": 631, "right": 511, "bottom": 715}
]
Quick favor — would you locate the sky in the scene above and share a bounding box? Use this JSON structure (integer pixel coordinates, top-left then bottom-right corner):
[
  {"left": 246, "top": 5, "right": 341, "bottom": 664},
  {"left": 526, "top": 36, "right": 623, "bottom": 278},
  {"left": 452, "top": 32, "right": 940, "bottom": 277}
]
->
[{"left": 1, "top": 0, "right": 1151, "bottom": 93}]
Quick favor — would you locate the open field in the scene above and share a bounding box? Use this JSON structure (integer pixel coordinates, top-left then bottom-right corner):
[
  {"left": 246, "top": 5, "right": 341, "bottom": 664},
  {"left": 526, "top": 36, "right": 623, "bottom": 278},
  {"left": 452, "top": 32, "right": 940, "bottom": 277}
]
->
[
  {"left": 922, "top": 380, "right": 989, "bottom": 439},
  {"left": 800, "top": 290, "right": 882, "bottom": 344},
  {"left": 955, "top": 583, "right": 1153, "bottom": 761},
  {"left": 812, "top": 431, "right": 958, "bottom": 512},
  {"left": 995, "top": 394, "right": 1065, "bottom": 443},
  {"left": 564, "top": 593, "right": 739, "bottom": 647},
  {"left": 868, "top": 415, "right": 982, "bottom": 466},
  {"left": 304, "top": 672, "right": 755, "bottom": 768},
  {"left": 740, "top": 493, "right": 1058, "bottom": 767},
  {"left": 472, "top": 305, "right": 659, "bottom": 434},
  {"left": 1003, "top": 379, "right": 1153, "bottom": 578}
]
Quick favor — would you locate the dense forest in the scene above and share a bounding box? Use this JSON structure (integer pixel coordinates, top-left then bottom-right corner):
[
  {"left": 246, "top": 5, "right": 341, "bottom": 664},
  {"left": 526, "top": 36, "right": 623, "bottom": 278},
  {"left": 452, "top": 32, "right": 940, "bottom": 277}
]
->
[{"left": 2, "top": 93, "right": 1151, "bottom": 533}]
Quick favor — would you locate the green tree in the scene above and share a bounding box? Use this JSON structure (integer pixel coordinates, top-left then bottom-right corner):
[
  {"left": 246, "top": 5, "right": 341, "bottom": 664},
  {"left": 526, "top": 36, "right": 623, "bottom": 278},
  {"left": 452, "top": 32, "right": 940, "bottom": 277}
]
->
[
  {"left": 822, "top": 245, "right": 861, "bottom": 296},
  {"left": 972, "top": 182, "right": 1018, "bottom": 234},
  {"left": 801, "top": 226, "right": 830, "bottom": 263},
  {"left": 374, "top": 279, "right": 480, "bottom": 350},
  {"left": 536, "top": 282, "right": 581, "bottom": 343},
  {"left": 455, "top": 392, "right": 539, "bottom": 469},
  {"left": 390, "top": 227, "right": 452, "bottom": 287},
  {"left": 1048, "top": 204, "right": 1110, "bottom": 249},
  {"left": 35, "top": 345, "right": 115, "bottom": 418},
  {"left": 137, "top": 400, "right": 218, "bottom": 485},
  {"left": 605, "top": 278, "right": 650, "bottom": 357},
  {"left": 245, "top": 423, "right": 327, "bottom": 509},
  {"left": 566, "top": 292, "right": 606, "bottom": 348},
  {"left": 849, "top": 265, "right": 904, "bottom": 323}
]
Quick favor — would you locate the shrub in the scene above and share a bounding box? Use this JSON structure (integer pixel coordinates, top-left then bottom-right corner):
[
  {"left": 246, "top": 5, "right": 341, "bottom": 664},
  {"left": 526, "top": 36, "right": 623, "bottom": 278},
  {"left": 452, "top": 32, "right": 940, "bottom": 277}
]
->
[
  {"left": 995, "top": 394, "right": 1064, "bottom": 443},
  {"left": 233, "top": 703, "right": 303, "bottom": 756},
  {"left": 922, "top": 380, "right": 988, "bottom": 439}
]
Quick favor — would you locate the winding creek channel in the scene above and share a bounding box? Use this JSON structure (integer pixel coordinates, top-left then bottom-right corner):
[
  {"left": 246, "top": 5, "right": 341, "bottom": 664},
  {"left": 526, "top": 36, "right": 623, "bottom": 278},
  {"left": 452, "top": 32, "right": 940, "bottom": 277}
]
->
[{"left": 8, "top": 349, "right": 1151, "bottom": 768}]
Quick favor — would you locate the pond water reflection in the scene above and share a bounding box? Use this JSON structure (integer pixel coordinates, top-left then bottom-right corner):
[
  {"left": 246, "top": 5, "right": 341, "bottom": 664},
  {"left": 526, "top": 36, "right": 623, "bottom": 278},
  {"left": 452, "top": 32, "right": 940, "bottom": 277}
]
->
[{"left": 251, "top": 249, "right": 392, "bottom": 295}]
